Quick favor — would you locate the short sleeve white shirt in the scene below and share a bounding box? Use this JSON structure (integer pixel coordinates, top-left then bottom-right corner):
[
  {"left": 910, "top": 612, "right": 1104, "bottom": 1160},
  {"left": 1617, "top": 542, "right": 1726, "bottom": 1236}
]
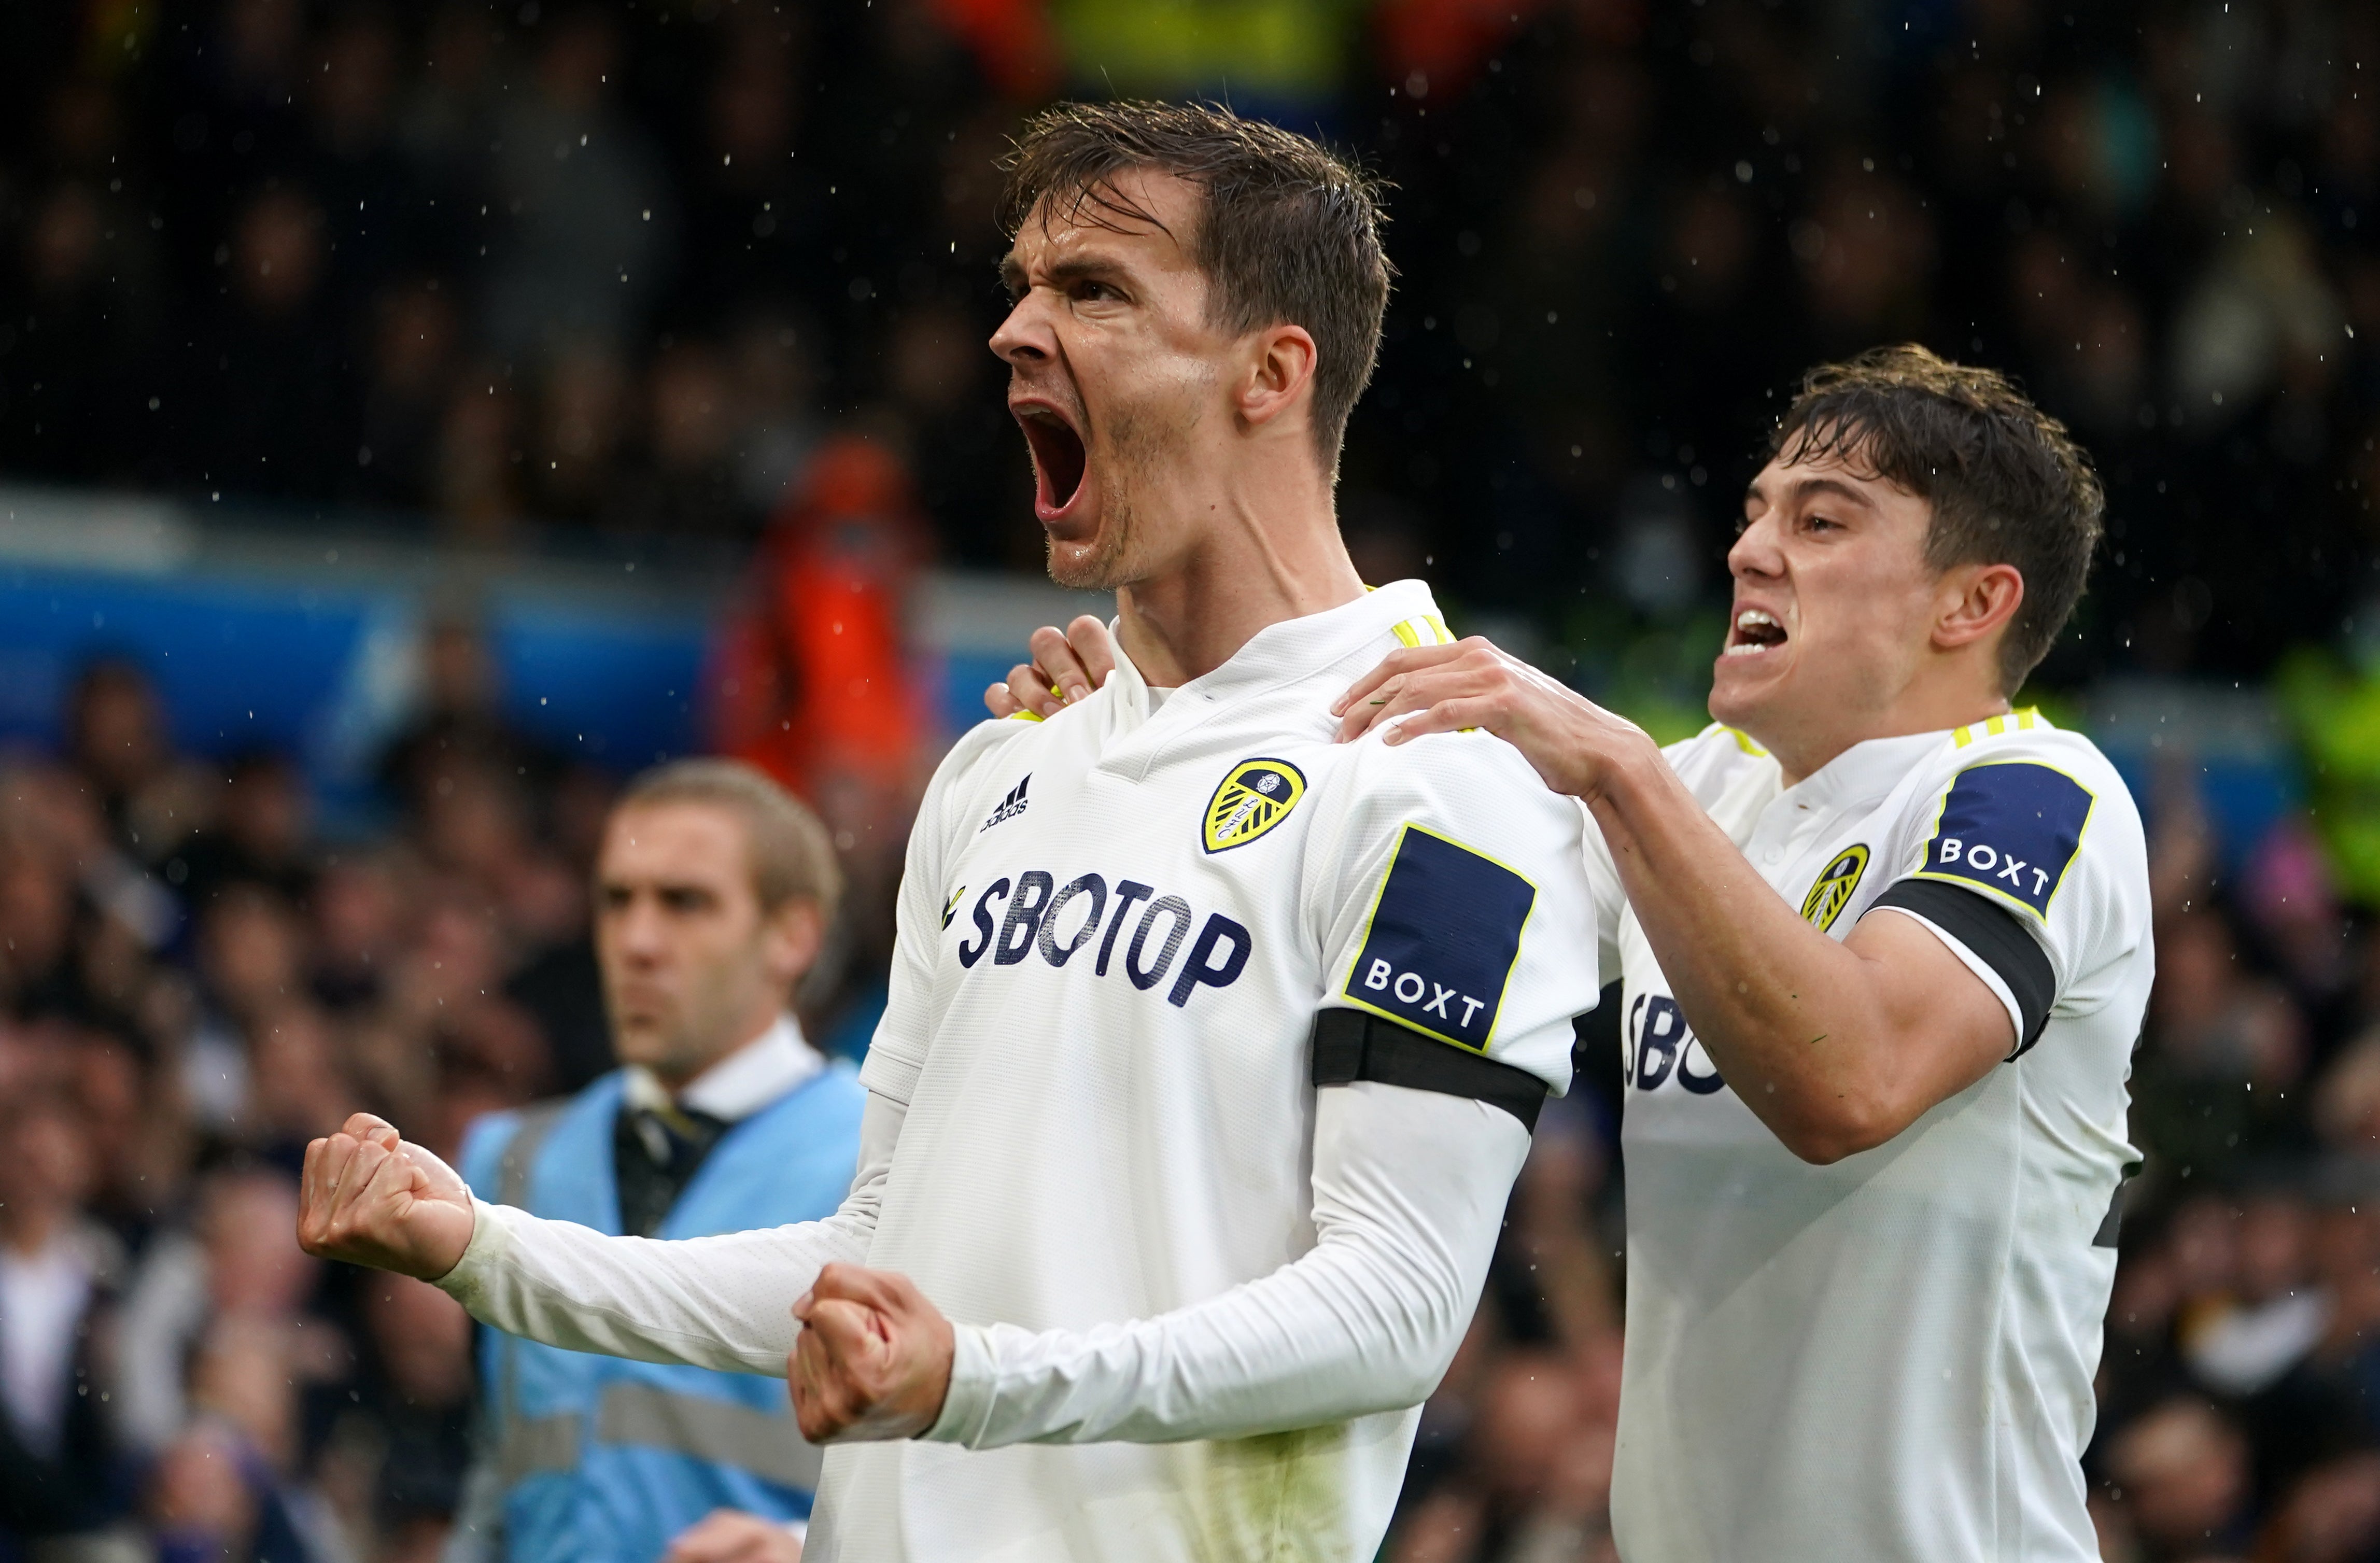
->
[{"left": 1608, "top": 714, "right": 2152, "bottom": 1563}]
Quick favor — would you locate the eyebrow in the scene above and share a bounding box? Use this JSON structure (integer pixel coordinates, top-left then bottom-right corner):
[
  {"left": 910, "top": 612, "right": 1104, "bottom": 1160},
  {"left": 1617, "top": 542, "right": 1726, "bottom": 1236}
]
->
[
  {"left": 998, "top": 250, "right": 1135, "bottom": 300},
  {"left": 1744, "top": 474, "right": 1879, "bottom": 512}
]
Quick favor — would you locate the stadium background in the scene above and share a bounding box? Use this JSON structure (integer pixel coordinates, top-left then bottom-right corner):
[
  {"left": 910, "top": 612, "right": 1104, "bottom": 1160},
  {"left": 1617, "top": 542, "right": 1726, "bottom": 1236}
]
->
[{"left": 0, "top": 0, "right": 2373, "bottom": 1558}]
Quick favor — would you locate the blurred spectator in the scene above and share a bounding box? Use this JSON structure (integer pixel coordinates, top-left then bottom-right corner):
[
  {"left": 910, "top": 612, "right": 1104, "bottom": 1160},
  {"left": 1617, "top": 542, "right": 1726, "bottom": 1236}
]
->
[
  {"left": 0, "top": 167, "right": 162, "bottom": 484},
  {"left": 602, "top": 339, "right": 750, "bottom": 536},
  {"left": 115, "top": 1166, "right": 321, "bottom": 1459},
  {"left": 67, "top": 660, "right": 214, "bottom": 866},
  {"left": 2104, "top": 1396, "right": 2257, "bottom": 1560},
  {"left": 170, "top": 750, "right": 316, "bottom": 912},
  {"left": 529, "top": 343, "right": 632, "bottom": 521},
  {"left": 353, "top": 278, "right": 464, "bottom": 511},
  {"left": 0, "top": 1088, "right": 131, "bottom": 1546},
  {"left": 430, "top": 363, "right": 527, "bottom": 542},
  {"left": 679, "top": 12, "right": 833, "bottom": 315},
  {"left": 356, "top": 1277, "right": 474, "bottom": 1545},
  {"left": 884, "top": 299, "right": 1011, "bottom": 563},
  {"left": 378, "top": 618, "right": 551, "bottom": 820},
  {"left": 724, "top": 308, "right": 825, "bottom": 518},
  {"left": 180, "top": 182, "right": 358, "bottom": 500},
  {"left": 479, "top": 6, "right": 671, "bottom": 362}
]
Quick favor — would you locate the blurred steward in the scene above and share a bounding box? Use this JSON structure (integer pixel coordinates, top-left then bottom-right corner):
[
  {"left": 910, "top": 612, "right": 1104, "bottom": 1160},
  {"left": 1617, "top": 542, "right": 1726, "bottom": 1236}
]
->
[{"left": 446, "top": 760, "right": 865, "bottom": 1563}]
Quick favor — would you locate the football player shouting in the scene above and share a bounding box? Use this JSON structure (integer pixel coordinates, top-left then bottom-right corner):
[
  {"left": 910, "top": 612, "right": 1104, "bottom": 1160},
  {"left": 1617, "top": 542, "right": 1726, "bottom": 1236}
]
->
[
  {"left": 1012, "top": 346, "right": 2149, "bottom": 1562},
  {"left": 297, "top": 102, "right": 1607, "bottom": 1562}
]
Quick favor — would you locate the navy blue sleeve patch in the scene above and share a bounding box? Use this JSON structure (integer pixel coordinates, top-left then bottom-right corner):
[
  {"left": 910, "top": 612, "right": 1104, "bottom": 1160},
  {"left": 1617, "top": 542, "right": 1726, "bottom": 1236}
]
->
[
  {"left": 1913, "top": 761, "right": 2095, "bottom": 919},
  {"left": 1343, "top": 825, "right": 1536, "bottom": 1052}
]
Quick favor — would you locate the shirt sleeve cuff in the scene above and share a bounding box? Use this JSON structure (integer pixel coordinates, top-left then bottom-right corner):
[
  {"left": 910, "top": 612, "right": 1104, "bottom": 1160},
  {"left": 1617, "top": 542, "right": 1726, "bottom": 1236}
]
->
[
  {"left": 431, "top": 1191, "right": 513, "bottom": 1308},
  {"left": 922, "top": 1323, "right": 999, "bottom": 1447},
  {"left": 856, "top": 1039, "right": 923, "bottom": 1108}
]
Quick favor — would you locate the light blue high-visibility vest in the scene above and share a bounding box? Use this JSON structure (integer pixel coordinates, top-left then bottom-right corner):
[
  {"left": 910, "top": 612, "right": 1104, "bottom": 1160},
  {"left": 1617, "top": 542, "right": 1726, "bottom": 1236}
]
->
[{"left": 456, "top": 1062, "right": 866, "bottom": 1563}]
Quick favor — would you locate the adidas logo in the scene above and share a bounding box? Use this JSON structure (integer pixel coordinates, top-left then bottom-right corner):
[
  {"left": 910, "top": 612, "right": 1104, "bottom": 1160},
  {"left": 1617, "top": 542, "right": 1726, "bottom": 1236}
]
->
[{"left": 981, "top": 775, "right": 1030, "bottom": 832}]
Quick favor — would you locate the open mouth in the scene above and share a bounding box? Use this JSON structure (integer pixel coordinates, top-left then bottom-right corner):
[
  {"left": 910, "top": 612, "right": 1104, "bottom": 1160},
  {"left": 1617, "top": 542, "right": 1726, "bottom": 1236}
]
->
[
  {"left": 1016, "top": 404, "right": 1088, "bottom": 519},
  {"left": 1724, "top": 607, "right": 1788, "bottom": 657}
]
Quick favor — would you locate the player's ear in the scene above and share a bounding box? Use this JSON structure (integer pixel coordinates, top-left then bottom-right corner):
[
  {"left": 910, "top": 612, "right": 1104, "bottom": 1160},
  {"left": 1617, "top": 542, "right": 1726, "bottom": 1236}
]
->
[
  {"left": 1236, "top": 324, "right": 1318, "bottom": 433},
  {"left": 1932, "top": 561, "right": 2024, "bottom": 654}
]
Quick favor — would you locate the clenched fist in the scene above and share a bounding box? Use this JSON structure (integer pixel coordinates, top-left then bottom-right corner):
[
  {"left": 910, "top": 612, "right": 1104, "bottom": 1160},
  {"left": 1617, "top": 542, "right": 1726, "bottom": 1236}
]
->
[
  {"left": 298, "top": 1113, "right": 476, "bottom": 1280},
  {"left": 788, "top": 1263, "right": 955, "bottom": 1444}
]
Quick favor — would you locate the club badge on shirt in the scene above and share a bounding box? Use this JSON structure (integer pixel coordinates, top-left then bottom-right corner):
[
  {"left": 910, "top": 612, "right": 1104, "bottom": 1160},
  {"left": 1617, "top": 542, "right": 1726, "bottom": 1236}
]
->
[
  {"left": 1343, "top": 824, "right": 1534, "bottom": 1051},
  {"left": 1799, "top": 844, "right": 1870, "bottom": 931},
  {"left": 1914, "top": 761, "right": 2095, "bottom": 919},
  {"left": 1203, "top": 758, "right": 1307, "bottom": 852}
]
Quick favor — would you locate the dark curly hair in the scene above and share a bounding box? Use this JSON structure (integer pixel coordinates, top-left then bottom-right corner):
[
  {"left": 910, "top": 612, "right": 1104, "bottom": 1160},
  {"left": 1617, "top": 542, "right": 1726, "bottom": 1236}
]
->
[{"left": 1771, "top": 344, "right": 2105, "bottom": 693}]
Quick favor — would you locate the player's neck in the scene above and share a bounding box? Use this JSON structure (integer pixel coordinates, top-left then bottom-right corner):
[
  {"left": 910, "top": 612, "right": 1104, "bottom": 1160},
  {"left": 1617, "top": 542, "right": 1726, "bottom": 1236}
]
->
[
  {"left": 1758, "top": 685, "right": 2015, "bottom": 786},
  {"left": 1742, "top": 638, "right": 2018, "bottom": 785},
  {"left": 1111, "top": 464, "right": 1362, "bottom": 687}
]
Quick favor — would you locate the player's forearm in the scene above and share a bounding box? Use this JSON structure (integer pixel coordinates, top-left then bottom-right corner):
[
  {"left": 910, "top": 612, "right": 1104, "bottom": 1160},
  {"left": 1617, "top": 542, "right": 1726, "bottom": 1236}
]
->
[
  {"left": 1590, "top": 746, "right": 1922, "bottom": 1160},
  {"left": 923, "top": 1082, "right": 1527, "bottom": 1448},
  {"left": 438, "top": 1090, "right": 904, "bottom": 1373}
]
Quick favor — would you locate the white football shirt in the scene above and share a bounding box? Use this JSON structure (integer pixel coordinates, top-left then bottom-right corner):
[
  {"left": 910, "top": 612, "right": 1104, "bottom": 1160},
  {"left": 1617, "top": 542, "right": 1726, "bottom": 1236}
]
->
[
  {"left": 1600, "top": 714, "right": 2151, "bottom": 1563},
  {"left": 821, "top": 579, "right": 1600, "bottom": 1558}
]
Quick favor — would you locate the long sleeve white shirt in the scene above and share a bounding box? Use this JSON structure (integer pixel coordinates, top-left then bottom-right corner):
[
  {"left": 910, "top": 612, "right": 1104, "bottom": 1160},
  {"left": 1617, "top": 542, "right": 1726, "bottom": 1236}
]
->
[
  {"left": 440, "top": 1081, "right": 1526, "bottom": 1444},
  {"left": 439, "top": 583, "right": 1601, "bottom": 1560}
]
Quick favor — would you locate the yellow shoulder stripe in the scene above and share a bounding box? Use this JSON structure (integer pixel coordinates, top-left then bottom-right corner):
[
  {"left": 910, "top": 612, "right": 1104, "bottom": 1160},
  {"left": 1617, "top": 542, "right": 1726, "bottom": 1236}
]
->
[
  {"left": 1950, "top": 706, "right": 2047, "bottom": 748},
  {"left": 1389, "top": 615, "right": 1455, "bottom": 649}
]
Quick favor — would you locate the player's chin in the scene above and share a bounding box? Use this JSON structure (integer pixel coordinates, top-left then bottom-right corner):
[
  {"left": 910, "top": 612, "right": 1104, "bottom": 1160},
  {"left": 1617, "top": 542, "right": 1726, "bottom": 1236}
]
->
[
  {"left": 1043, "top": 497, "right": 1117, "bottom": 589},
  {"left": 1708, "top": 642, "right": 1791, "bottom": 722}
]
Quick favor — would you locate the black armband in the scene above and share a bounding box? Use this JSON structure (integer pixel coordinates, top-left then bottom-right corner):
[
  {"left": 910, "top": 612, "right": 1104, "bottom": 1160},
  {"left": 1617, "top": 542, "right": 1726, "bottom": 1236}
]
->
[
  {"left": 1870, "top": 878, "right": 2055, "bottom": 1058},
  {"left": 1311, "top": 1007, "right": 1554, "bottom": 1131}
]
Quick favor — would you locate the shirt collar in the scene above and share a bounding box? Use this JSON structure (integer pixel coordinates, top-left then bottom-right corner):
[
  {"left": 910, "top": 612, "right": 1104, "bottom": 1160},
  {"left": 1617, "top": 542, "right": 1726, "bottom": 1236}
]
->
[
  {"left": 1781, "top": 728, "right": 1952, "bottom": 810},
  {"left": 1094, "top": 578, "right": 1444, "bottom": 740},
  {"left": 620, "top": 1015, "right": 823, "bottom": 1123}
]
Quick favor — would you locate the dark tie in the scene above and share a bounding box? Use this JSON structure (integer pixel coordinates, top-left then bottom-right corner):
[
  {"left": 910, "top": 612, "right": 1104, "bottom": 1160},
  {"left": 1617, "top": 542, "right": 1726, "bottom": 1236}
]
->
[{"left": 613, "top": 1102, "right": 729, "bottom": 1239}]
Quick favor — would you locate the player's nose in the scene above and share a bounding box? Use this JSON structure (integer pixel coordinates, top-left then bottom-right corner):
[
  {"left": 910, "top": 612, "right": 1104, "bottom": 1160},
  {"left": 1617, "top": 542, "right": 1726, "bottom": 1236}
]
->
[
  {"left": 990, "top": 294, "right": 1054, "bottom": 365},
  {"left": 1727, "top": 512, "right": 1785, "bottom": 581}
]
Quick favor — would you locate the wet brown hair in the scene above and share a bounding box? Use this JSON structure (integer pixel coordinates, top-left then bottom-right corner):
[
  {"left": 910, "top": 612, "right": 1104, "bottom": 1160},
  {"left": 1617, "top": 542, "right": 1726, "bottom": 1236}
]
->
[
  {"left": 1770, "top": 344, "right": 2104, "bottom": 693},
  {"left": 999, "top": 100, "right": 1392, "bottom": 473}
]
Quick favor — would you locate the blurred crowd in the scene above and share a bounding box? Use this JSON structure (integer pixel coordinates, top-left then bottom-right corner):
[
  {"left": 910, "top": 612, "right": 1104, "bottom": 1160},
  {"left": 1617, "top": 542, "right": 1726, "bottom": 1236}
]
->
[
  {"left": 0, "top": 0, "right": 2372, "bottom": 671},
  {"left": 0, "top": 631, "right": 912, "bottom": 1563},
  {"left": 2, "top": 0, "right": 2379, "bottom": 1560}
]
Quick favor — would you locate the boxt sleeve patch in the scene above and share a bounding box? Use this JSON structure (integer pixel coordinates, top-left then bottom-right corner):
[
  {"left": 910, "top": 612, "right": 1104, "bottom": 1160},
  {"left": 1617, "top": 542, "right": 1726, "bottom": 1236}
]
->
[
  {"left": 1913, "top": 761, "right": 2096, "bottom": 920},
  {"left": 1343, "top": 824, "right": 1536, "bottom": 1052}
]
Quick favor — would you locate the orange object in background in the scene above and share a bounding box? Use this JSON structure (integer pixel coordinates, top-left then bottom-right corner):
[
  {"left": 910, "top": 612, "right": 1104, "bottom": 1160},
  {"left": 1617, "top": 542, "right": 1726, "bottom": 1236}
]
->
[
  {"left": 709, "top": 435, "right": 931, "bottom": 807},
  {"left": 927, "top": 0, "right": 1063, "bottom": 102},
  {"left": 1376, "top": 0, "right": 1602, "bottom": 102}
]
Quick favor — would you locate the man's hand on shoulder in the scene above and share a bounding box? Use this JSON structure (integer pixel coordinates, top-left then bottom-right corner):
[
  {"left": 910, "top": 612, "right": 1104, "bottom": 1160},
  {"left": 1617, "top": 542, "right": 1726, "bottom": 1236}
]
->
[
  {"left": 788, "top": 1262, "right": 954, "bottom": 1443},
  {"left": 297, "top": 1113, "right": 476, "bottom": 1279},
  {"left": 1329, "top": 637, "right": 1655, "bottom": 802},
  {"left": 982, "top": 615, "right": 1116, "bottom": 720}
]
